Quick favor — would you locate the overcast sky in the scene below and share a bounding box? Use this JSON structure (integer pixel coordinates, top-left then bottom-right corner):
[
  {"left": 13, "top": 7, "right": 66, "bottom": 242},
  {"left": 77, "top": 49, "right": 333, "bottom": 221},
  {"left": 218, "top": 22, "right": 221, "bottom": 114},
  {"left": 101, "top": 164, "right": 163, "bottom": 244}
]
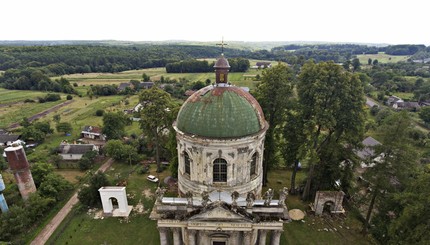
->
[{"left": 1, "top": 0, "right": 428, "bottom": 45}]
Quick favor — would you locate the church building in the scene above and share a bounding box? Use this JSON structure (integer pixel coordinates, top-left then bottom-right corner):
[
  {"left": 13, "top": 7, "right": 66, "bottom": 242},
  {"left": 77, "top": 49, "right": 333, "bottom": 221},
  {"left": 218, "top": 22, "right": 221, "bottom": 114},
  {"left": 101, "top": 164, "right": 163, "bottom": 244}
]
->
[{"left": 150, "top": 53, "right": 289, "bottom": 245}]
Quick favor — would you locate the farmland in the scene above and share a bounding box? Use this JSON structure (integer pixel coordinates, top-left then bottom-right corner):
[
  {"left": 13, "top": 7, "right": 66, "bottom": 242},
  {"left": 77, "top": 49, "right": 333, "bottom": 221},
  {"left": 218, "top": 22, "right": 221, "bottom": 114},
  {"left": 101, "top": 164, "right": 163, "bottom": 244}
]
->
[{"left": 356, "top": 52, "right": 409, "bottom": 64}]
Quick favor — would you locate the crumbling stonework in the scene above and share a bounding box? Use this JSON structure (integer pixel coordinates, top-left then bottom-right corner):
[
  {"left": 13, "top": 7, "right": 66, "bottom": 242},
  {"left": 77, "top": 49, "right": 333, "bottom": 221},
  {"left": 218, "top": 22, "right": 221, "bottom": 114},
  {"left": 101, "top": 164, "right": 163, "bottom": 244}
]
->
[{"left": 312, "top": 191, "right": 345, "bottom": 215}]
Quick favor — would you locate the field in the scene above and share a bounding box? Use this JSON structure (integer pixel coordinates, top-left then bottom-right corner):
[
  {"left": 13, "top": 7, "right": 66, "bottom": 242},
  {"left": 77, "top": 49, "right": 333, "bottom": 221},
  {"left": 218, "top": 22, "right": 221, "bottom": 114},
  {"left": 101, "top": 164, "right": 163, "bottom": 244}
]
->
[
  {"left": 54, "top": 66, "right": 264, "bottom": 91},
  {"left": 357, "top": 52, "right": 409, "bottom": 64},
  {"left": 47, "top": 165, "right": 373, "bottom": 245},
  {"left": 0, "top": 88, "right": 50, "bottom": 103}
]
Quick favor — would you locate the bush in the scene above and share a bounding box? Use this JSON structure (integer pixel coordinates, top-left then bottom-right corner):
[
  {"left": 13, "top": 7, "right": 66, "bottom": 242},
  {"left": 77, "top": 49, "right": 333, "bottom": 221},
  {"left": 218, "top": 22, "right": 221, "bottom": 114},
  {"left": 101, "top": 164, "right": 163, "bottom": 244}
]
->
[
  {"left": 66, "top": 95, "right": 73, "bottom": 100},
  {"left": 73, "top": 82, "right": 78, "bottom": 87},
  {"left": 137, "top": 165, "right": 149, "bottom": 174},
  {"left": 38, "top": 97, "right": 46, "bottom": 103},
  {"left": 24, "top": 99, "right": 35, "bottom": 103},
  {"left": 45, "top": 93, "right": 61, "bottom": 102},
  {"left": 95, "top": 109, "right": 104, "bottom": 116}
]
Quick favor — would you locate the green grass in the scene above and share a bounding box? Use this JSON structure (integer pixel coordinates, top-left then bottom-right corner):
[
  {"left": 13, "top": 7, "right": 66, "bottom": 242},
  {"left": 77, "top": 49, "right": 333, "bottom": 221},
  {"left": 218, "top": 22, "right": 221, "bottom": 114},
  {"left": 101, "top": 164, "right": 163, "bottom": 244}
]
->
[
  {"left": 357, "top": 52, "right": 409, "bottom": 64},
  {"left": 0, "top": 100, "right": 64, "bottom": 128},
  {"left": 392, "top": 92, "right": 414, "bottom": 100},
  {"left": 0, "top": 88, "right": 49, "bottom": 104}
]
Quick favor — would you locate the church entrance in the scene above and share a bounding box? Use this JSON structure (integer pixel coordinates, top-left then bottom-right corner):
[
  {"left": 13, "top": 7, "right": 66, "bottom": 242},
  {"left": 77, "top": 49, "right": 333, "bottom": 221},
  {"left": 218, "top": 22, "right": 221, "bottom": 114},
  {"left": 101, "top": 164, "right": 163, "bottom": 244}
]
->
[{"left": 212, "top": 242, "right": 226, "bottom": 245}]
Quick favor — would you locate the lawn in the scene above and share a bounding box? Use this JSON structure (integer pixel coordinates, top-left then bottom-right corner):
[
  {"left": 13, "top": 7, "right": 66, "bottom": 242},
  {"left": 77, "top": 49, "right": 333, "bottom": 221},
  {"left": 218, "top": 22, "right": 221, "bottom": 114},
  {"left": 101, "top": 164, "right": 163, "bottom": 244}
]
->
[
  {"left": 357, "top": 52, "right": 409, "bottom": 64},
  {"left": 47, "top": 166, "right": 373, "bottom": 245}
]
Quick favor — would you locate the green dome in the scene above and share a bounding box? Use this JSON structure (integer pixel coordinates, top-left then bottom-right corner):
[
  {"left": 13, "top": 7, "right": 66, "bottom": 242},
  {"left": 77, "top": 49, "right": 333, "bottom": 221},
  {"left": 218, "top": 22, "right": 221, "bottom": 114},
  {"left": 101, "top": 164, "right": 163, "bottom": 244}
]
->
[{"left": 176, "top": 85, "right": 266, "bottom": 138}]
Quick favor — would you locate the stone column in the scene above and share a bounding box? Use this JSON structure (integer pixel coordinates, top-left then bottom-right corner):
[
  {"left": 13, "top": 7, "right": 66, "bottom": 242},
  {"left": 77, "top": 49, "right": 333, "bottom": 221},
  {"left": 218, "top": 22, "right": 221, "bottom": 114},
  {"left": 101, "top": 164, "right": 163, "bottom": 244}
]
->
[
  {"left": 188, "top": 229, "right": 196, "bottom": 245},
  {"left": 158, "top": 227, "right": 169, "bottom": 245},
  {"left": 243, "top": 231, "right": 252, "bottom": 245},
  {"left": 270, "top": 230, "right": 282, "bottom": 245},
  {"left": 173, "top": 227, "right": 182, "bottom": 245},
  {"left": 258, "top": 230, "right": 268, "bottom": 245}
]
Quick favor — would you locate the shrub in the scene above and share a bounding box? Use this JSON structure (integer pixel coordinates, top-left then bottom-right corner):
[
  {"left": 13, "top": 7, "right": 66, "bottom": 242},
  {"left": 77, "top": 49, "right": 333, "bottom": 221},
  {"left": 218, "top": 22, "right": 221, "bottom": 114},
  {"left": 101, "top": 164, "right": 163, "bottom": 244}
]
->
[
  {"left": 95, "top": 109, "right": 104, "bottom": 116},
  {"left": 45, "top": 93, "right": 61, "bottom": 102},
  {"left": 24, "top": 99, "right": 35, "bottom": 103},
  {"left": 66, "top": 95, "right": 73, "bottom": 100},
  {"left": 137, "top": 165, "right": 149, "bottom": 174},
  {"left": 73, "top": 82, "right": 78, "bottom": 87}
]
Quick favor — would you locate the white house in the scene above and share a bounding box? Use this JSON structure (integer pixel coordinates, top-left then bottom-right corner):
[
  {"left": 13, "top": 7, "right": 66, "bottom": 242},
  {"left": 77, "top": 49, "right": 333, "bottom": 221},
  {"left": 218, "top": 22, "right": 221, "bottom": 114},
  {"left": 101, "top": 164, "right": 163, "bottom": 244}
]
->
[
  {"left": 81, "top": 126, "right": 106, "bottom": 141},
  {"left": 59, "top": 144, "right": 97, "bottom": 160}
]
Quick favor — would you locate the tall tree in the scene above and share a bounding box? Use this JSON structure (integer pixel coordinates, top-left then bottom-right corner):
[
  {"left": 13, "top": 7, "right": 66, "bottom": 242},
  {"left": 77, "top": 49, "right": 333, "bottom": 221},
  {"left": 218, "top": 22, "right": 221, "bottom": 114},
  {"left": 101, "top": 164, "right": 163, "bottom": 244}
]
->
[
  {"left": 298, "top": 61, "right": 365, "bottom": 200},
  {"left": 56, "top": 122, "right": 72, "bottom": 135},
  {"left": 102, "top": 112, "right": 128, "bottom": 140},
  {"left": 139, "top": 87, "right": 177, "bottom": 172},
  {"left": 254, "top": 63, "right": 294, "bottom": 186},
  {"left": 362, "top": 111, "right": 418, "bottom": 233}
]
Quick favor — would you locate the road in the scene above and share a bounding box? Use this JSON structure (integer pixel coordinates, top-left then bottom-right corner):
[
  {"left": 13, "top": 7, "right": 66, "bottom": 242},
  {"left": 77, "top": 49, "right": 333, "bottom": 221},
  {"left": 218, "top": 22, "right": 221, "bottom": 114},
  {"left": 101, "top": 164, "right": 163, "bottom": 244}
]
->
[{"left": 30, "top": 158, "right": 114, "bottom": 245}]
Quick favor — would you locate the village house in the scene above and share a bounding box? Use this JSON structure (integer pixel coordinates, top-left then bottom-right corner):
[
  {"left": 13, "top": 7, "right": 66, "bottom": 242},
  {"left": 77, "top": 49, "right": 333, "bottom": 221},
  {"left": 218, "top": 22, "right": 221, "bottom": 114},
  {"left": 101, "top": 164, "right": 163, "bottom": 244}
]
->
[
  {"left": 81, "top": 126, "right": 106, "bottom": 141},
  {"left": 392, "top": 101, "right": 420, "bottom": 111},
  {"left": 253, "top": 61, "right": 272, "bottom": 69},
  {"left": 386, "top": 95, "right": 403, "bottom": 106},
  {"left": 138, "top": 82, "right": 154, "bottom": 90},
  {"left": 117, "top": 82, "right": 132, "bottom": 92},
  {"left": 58, "top": 143, "right": 97, "bottom": 160},
  {"left": 355, "top": 136, "right": 382, "bottom": 169},
  {"left": 0, "top": 135, "right": 21, "bottom": 147}
]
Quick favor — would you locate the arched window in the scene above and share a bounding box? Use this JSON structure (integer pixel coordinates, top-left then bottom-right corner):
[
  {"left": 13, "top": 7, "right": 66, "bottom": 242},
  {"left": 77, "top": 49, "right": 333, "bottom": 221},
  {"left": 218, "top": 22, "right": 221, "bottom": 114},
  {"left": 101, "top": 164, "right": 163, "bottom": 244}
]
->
[
  {"left": 213, "top": 158, "right": 227, "bottom": 182},
  {"left": 250, "top": 153, "right": 257, "bottom": 176},
  {"left": 184, "top": 152, "right": 191, "bottom": 175}
]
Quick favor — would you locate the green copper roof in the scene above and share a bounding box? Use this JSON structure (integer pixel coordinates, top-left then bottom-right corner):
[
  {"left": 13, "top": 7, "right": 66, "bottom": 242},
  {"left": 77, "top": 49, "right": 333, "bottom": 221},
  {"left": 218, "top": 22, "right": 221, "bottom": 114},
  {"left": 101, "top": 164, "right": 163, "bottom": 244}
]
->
[{"left": 176, "top": 86, "right": 265, "bottom": 138}]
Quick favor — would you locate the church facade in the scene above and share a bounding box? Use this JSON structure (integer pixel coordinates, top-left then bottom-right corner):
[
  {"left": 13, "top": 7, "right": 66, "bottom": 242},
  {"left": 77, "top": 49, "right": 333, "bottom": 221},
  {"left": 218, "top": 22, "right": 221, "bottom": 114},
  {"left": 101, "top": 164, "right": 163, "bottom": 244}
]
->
[{"left": 150, "top": 54, "right": 289, "bottom": 245}]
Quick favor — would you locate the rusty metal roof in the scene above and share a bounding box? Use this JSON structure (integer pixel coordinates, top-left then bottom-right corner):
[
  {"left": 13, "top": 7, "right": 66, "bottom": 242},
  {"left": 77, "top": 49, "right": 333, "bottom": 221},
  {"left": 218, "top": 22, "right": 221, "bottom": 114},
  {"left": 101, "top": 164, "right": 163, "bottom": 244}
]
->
[
  {"left": 214, "top": 54, "right": 230, "bottom": 69},
  {"left": 176, "top": 85, "right": 266, "bottom": 138}
]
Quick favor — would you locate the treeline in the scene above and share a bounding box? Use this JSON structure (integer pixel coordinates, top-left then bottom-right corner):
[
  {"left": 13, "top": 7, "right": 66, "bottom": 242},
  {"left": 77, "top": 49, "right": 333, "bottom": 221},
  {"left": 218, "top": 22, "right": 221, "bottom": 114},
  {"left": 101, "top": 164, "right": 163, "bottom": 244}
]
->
[
  {"left": 165, "top": 57, "right": 250, "bottom": 73},
  {"left": 0, "top": 68, "right": 76, "bottom": 93}
]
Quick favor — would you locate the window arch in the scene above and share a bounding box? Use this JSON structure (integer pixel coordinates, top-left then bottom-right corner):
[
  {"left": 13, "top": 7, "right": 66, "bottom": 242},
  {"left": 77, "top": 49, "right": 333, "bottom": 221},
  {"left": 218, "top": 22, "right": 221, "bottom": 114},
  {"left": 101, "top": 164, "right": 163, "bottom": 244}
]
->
[
  {"left": 213, "top": 158, "right": 227, "bottom": 182},
  {"left": 184, "top": 152, "right": 191, "bottom": 175},
  {"left": 250, "top": 153, "right": 257, "bottom": 176}
]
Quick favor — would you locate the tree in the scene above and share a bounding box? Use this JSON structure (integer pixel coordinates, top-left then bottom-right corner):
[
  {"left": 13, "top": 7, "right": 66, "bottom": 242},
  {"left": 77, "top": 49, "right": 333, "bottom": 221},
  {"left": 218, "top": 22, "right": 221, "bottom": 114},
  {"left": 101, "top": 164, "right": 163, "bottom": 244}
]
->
[
  {"left": 95, "top": 109, "right": 104, "bottom": 116},
  {"left": 352, "top": 58, "right": 361, "bottom": 71},
  {"left": 383, "top": 171, "right": 430, "bottom": 243},
  {"left": 104, "top": 140, "right": 139, "bottom": 164},
  {"left": 56, "top": 122, "right": 72, "bottom": 135},
  {"left": 78, "top": 150, "right": 98, "bottom": 170},
  {"left": 253, "top": 63, "right": 294, "bottom": 186},
  {"left": 362, "top": 111, "right": 418, "bottom": 233},
  {"left": 21, "top": 125, "right": 45, "bottom": 142},
  {"left": 368, "top": 58, "right": 372, "bottom": 65},
  {"left": 139, "top": 87, "right": 177, "bottom": 172},
  {"left": 39, "top": 173, "right": 71, "bottom": 201},
  {"left": 298, "top": 61, "right": 365, "bottom": 200},
  {"left": 34, "top": 121, "right": 53, "bottom": 135},
  {"left": 372, "top": 59, "right": 379, "bottom": 65},
  {"left": 78, "top": 172, "right": 110, "bottom": 207},
  {"left": 66, "top": 94, "right": 73, "bottom": 100},
  {"left": 102, "top": 112, "right": 127, "bottom": 140},
  {"left": 281, "top": 107, "right": 307, "bottom": 194},
  {"left": 142, "top": 73, "right": 151, "bottom": 82},
  {"left": 31, "top": 162, "right": 54, "bottom": 187},
  {"left": 419, "top": 106, "right": 430, "bottom": 124}
]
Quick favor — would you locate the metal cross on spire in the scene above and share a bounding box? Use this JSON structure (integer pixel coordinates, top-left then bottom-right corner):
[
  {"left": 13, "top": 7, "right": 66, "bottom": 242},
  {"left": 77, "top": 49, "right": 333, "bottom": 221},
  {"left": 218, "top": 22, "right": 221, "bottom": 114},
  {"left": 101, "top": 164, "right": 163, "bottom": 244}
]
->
[{"left": 216, "top": 37, "right": 228, "bottom": 54}]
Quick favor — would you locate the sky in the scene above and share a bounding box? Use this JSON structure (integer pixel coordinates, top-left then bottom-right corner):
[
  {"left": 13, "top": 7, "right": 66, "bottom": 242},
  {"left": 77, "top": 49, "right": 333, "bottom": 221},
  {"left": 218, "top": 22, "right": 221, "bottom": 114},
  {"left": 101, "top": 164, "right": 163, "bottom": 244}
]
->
[{"left": 1, "top": 0, "right": 428, "bottom": 45}]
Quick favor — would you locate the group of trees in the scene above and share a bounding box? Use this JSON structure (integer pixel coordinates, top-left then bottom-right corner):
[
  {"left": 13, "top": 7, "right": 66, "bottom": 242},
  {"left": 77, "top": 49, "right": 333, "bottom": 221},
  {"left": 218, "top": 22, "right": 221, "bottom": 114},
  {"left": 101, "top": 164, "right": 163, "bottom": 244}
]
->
[
  {"left": 255, "top": 62, "right": 429, "bottom": 243},
  {"left": 254, "top": 61, "right": 366, "bottom": 199}
]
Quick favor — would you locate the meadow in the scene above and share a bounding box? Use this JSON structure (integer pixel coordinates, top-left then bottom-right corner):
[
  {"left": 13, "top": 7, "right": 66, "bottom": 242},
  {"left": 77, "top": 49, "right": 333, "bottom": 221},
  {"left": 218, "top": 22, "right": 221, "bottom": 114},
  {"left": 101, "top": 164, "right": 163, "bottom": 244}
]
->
[{"left": 356, "top": 52, "right": 409, "bottom": 64}]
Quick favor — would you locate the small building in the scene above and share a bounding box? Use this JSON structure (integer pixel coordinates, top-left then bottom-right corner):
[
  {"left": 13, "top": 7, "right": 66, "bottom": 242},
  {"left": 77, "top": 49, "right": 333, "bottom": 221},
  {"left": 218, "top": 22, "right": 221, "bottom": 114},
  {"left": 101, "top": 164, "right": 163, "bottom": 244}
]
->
[
  {"left": 138, "top": 82, "right": 154, "bottom": 90},
  {"left": 0, "top": 135, "right": 21, "bottom": 147},
  {"left": 355, "top": 136, "right": 382, "bottom": 169},
  {"left": 118, "top": 82, "right": 132, "bottom": 92},
  {"left": 393, "top": 101, "right": 420, "bottom": 111},
  {"left": 386, "top": 95, "right": 403, "bottom": 106},
  {"left": 81, "top": 126, "right": 106, "bottom": 141},
  {"left": 59, "top": 144, "right": 97, "bottom": 160},
  {"left": 255, "top": 62, "right": 272, "bottom": 69}
]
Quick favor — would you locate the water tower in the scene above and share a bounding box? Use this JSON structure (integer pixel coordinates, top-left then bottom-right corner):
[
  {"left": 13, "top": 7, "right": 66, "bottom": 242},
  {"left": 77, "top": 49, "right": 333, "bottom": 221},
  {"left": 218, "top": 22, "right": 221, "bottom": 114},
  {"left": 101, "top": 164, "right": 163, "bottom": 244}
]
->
[
  {"left": 4, "top": 145, "right": 36, "bottom": 200},
  {"left": 0, "top": 174, "right": 8, "bottom": 213}
]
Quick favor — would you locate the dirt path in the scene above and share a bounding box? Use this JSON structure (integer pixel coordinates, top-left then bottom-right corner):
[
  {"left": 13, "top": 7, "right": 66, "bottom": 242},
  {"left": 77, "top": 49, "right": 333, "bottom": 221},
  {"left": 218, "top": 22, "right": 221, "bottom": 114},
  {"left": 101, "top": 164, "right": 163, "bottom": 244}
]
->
[
  {"left": 7, "top": 100, "right": 74, "bottom": 129},
  {"left": 30, "top": 158, "right": 114, "bottom": 245}
]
